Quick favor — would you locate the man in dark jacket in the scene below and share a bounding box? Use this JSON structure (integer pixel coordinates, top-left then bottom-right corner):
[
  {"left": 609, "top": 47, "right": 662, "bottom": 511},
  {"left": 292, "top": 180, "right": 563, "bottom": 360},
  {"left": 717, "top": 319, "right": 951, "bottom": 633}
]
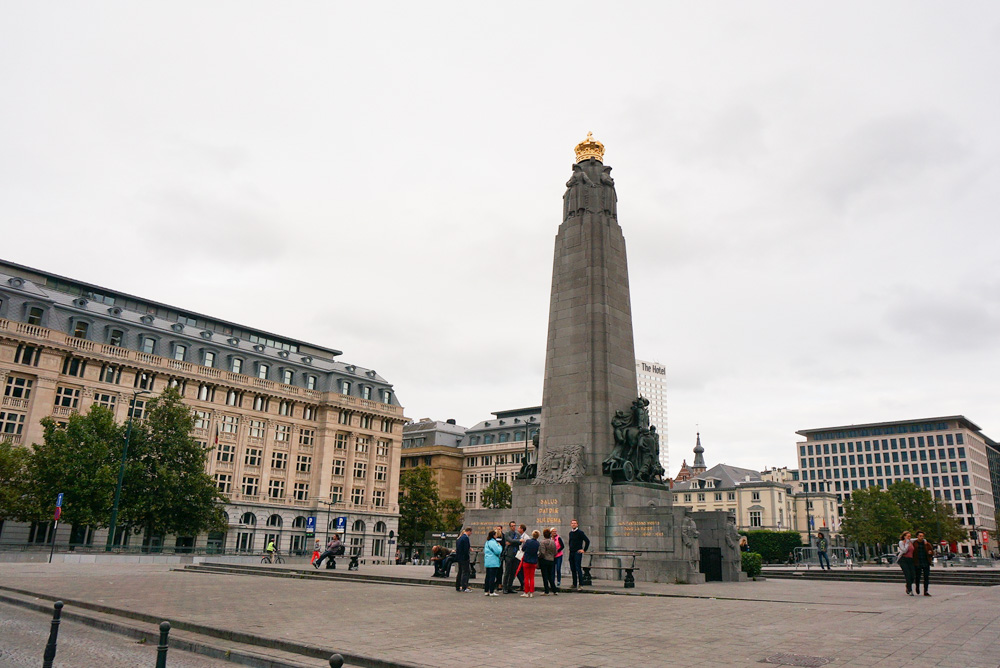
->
[
  {"left": 455, "top": 527, "right": 473, "bottom": 592},
  {"left": 568, "top": 519, "right": 590, "bottom": 590},
  {"left": 913, "top": 531, "right": 934, "bottom": 596},
  {"left": 501, "top": 521, "right": 522, "bottom": 594}
]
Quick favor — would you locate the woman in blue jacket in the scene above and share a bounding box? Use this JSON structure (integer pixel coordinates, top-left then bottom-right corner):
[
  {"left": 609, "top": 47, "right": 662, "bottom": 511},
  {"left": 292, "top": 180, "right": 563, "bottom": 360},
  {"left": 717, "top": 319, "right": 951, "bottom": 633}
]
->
[{"left": 483, "top": 530, "right": 503, "bottom": 596}]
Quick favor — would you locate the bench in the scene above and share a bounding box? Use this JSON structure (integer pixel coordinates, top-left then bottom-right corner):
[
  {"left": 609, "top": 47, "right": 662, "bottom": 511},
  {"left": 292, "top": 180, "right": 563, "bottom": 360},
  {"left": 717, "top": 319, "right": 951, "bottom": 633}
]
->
[{"left": 580, "top": 552, "right": 641, "bottom": 588}]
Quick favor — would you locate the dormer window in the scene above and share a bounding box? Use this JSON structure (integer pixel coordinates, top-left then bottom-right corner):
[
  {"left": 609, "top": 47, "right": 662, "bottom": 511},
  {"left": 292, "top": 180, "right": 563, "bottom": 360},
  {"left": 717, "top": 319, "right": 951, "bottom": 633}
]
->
[
  {"left": 230, "top": 358, "right": 243, "bottom": 374},
  {"left": 73, "top": 321, "right": 89, "bottom": 339},
  {"left": 26, "top": 306, "right": 44, "bottom": 326},
  {"left": 257, "top": 363, "right": 269, "bottom": 379},
  {"left": 339, "top": 380, "right": 351, "bottom": 395},
  {"left": 362, "top": 386, "right": 372, "bottom": 400},
  {"left": 306, "top": 375, "right": 317, "bottom": 391},
  {"left": 108, "top": 329, "right": 125, "bottom": 347},
  {"left": 173, "top": 344, "right": 187, "bottom": 361},
  {"left": 203, "top": 351, "right": 215, "bottom": 368},
  {"left": 282, "top": 369, "right": 293, "bottom": 385}
]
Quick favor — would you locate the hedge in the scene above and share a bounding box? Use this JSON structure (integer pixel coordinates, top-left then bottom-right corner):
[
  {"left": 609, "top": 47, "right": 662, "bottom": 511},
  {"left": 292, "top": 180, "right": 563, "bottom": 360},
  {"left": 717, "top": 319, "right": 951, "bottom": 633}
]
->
[
  {"left": 741, "top": 551, "right": 763, "bottom": 578},
  {"left": 739, "top": 530, "right": 803, "bottom": 564}
]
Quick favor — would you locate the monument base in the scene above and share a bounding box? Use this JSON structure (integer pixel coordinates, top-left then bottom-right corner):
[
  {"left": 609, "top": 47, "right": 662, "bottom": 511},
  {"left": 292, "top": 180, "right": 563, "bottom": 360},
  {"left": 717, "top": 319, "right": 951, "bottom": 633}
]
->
[{"left": 465, "top": 477, "right": 742, "bottom": 584}]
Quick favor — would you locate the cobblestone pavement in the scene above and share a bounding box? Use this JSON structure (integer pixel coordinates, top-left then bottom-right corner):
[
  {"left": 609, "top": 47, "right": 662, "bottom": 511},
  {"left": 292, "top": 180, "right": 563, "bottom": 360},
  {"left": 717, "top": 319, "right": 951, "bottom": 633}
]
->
[
  {"left": 0, "top": 599, "right": 229, "bottom": 667},
  {"left": 1, "top": 563, "right": 999, "bottom": 667}
]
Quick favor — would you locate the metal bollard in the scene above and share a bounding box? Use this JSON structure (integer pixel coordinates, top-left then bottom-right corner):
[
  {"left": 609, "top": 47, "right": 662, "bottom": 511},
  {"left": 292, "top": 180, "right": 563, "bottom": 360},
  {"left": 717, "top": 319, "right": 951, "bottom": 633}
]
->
[
  {"left": 329, "top": 654, "right": 344, "bottom": 668},
  {"left": 42, "top": 600, "right": 64, "bottom": 668},
  {"left": 155, "top": 621, "right": 171, "bottom": 668}
]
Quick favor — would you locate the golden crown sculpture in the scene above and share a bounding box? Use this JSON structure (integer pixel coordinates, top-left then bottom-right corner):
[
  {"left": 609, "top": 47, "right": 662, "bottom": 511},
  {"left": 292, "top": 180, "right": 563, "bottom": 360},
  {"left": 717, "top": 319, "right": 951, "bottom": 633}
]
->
[{"left": 574, "top": 131, "right": 605, "bottom": 162}]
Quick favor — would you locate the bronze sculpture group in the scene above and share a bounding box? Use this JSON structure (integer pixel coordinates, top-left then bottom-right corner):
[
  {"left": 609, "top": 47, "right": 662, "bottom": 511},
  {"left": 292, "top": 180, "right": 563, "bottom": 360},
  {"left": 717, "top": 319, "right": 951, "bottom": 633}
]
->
[{"left": 603, "top": 397, "right": 667, "bottom": 483}]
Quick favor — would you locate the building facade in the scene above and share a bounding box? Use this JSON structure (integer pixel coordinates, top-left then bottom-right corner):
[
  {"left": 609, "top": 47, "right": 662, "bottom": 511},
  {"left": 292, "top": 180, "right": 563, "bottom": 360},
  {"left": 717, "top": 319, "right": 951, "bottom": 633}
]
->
[
  {"left": 460, "top": 407, "right": 538, "bottom": 510},
  {"left": 400, "top": 418, "right": 466, "bottom": 502},
  {"left": 0, "top": 259, "right": 408, "bottom": 561},
  {"left": 672, "top": 463, "right": 837, "bottom": 542},
  {"left": 636, "top": 358, "right": 668, "bottom": 472},
  {"left": 796, "top": 416, "right": 998, "bottom": 551}
]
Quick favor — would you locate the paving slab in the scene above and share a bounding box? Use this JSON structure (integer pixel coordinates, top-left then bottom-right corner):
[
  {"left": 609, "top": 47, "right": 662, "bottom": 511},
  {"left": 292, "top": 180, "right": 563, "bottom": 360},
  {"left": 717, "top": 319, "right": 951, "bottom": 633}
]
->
[{"left": 1, "top": 563, "right": 998, "bottom": 667}]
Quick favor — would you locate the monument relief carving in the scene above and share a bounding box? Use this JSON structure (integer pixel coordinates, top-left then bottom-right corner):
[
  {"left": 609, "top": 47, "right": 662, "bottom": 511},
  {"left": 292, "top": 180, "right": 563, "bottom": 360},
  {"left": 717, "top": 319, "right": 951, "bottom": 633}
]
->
[{"left": 532, "top": 444, "right": 585, "bottom": 484}]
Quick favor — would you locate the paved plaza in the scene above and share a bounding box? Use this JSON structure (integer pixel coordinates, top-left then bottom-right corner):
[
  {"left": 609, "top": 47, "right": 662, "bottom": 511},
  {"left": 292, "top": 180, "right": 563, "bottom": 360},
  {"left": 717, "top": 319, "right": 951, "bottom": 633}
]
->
[{"left": 1, "top": 562, "right": 999, "bottom": 667}]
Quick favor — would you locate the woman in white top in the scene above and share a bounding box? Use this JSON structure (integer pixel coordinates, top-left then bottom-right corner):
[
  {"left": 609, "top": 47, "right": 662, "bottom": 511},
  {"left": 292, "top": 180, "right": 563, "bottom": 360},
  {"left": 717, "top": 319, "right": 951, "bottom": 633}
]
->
[{"left": 897, "top": 531, "right": 916, "bottom": 596}]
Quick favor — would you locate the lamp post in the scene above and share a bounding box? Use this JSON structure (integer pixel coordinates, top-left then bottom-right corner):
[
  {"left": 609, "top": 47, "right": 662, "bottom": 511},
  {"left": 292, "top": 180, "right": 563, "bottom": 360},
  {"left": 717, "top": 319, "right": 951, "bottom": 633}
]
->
[
  {"left": 318, "top": 499, "right": 335, "bottom": 547},
  {"left": 105, "top": 389, "right": 150, "bottom": 551}
]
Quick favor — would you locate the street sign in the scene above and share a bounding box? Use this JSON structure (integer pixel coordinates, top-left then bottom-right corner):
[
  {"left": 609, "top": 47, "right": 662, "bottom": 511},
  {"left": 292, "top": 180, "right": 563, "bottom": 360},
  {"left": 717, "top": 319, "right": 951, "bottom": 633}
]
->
[
  {"left": 305, "top": 516, "right": 316, "bottom": 535},
  {"left": 982, "top": 530, "right": 990, "bottom": 544},
  {"left": 54, "top": 507, "right": 61, "bottom": 521},
  {"left": 334, "top": 516, "right": 347, "bottom": 532},
  {"left": 56, "top": 493, "right": 63, "bottom": 508}
]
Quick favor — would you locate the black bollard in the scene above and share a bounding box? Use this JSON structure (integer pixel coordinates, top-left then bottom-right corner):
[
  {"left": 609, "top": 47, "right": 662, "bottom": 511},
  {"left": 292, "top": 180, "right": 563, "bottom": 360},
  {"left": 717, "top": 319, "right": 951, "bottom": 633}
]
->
[
  {"left": 155, "top": 621, "right": 171, "bottom": 668},
  {"left": 329, "top": 654, "right": 345, "bottom": 668},
  {"left": 42, "top": 600, "right": 64, "bottom": 668}
]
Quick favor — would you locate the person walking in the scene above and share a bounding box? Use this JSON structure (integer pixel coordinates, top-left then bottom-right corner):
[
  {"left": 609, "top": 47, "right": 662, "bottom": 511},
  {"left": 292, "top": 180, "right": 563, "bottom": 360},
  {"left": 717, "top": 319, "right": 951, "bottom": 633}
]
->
[
  {"left": 520, "top": 530, "right": 540, "bottom": 598},
  {"left": 314, "top": 534, "right": 343, "bottom": 569},
  {"left": 896, "top": 530, "right": 916, "bottom": 595},
  {"left": 552, "top": 528, "right": 565, "bottom": 588},
  {"left": 310, "top": 539, "right": 321, "bottom": 566},
  {"left": 501, "top": 521, "right": 522, "bottom": 594},
  {"left": 483, "top": 530, "right": 503, "bottom": 596},
  {"left": 913, "top": 531, "right": 934, "bottom": 596},
  {"left": 568, "top": 519, "right": 590, "bottom": 590},
  {"left": 538, "top": 528, "right": 558, "bottom": 595},
  {"left": 455, "top": 527, "right": 473, "bottom": 592},
  {"left": 816, "top": 532, "right": 831, "bottom": 570}
]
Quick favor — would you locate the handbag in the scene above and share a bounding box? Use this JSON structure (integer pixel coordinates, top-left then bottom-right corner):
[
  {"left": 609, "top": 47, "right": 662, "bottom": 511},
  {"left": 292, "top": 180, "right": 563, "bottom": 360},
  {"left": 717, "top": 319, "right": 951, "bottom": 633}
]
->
[{"left": 515, "top": 549, "right": 525, "bottom": 561}]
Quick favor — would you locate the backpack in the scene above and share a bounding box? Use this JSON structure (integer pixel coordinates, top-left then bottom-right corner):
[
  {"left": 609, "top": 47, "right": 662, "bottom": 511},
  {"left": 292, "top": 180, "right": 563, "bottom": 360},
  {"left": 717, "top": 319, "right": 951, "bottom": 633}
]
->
[{"left": 334, "top": 544, "right": 346, "bottom": 556}]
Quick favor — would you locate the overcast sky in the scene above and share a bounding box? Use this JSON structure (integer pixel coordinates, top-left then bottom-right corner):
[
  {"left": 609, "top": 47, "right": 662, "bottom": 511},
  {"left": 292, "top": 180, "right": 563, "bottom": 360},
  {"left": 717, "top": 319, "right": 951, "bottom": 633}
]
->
[{"left": 3, "top": 3, "right": 999, "bottom": 473}]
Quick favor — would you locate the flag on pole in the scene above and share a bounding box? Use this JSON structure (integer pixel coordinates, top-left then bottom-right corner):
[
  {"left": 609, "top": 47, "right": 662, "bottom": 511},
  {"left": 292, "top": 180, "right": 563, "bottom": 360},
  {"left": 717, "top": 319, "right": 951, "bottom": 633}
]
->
[{"left": 214, "top": 421, "right": 220, "bottom": 446}]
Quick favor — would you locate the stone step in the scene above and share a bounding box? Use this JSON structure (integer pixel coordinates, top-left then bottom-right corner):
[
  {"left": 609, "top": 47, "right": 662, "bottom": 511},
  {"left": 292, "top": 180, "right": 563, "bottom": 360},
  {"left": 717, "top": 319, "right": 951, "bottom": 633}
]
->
[{"left": 761, "top": 568, "right": 1000, "bottom": 586}]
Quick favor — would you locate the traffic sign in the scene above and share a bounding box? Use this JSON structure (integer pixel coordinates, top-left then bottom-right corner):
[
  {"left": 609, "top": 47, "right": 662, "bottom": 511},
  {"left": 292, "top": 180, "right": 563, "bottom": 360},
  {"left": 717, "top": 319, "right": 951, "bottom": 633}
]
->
[
  {"left": 54, "top": 507, "right": 61, "bottom": 521},
  {"left": 982, "top": 530, "right": 990, "bottom": 544},
  {"left": 305, "top": 516, "right": 316, "bottom": 536},
  {"left": 56, "top": 493, "right": 64, "bottom": 508},
  {"left": 334, "top": 516, "right": 347, "bottom": 532}
]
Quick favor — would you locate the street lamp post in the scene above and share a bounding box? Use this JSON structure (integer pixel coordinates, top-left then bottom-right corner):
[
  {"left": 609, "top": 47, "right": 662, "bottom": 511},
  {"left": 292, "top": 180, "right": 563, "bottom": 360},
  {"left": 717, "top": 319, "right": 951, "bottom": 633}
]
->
[
  {"left": 106, "top": 389, "right": 150, "bottom": 552},
  {"left": 318, "top": 500, "right": 334, "bottom": 547}
]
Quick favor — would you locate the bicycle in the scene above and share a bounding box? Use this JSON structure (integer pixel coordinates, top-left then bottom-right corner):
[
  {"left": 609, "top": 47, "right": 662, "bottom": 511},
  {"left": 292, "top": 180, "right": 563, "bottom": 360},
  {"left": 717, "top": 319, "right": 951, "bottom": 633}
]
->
[{"left": 261, "top": 551, "right": 284, "bottom": 565}]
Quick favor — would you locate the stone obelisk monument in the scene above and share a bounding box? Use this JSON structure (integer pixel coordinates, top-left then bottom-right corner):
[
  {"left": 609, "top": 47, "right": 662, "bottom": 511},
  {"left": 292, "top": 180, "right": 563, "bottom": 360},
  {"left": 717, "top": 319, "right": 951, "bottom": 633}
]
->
[
  {"left": 538, "top": 132, "right": 638, "bottom": 476},
  {"left": 465, "top": 134, "right": 742, "bottom": 584}
]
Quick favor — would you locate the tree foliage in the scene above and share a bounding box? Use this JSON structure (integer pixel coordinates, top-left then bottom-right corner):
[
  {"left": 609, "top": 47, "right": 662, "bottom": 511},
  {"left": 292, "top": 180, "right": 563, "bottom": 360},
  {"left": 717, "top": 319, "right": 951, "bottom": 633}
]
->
[
  {"left": 738, "top": 530, "right": 803, "bottom": 564},
  {"left": 840, "top": 486, "right": 906, "bottom": 547},
  {"left": 480, "top": 478, "right": 512, "bottom": 509},
  {"left": 741, "top": 551, "right": 762, "bottom": 578},
  {"left": 398, "top": 466, "right": 441, "bottom": 545},
  {"left": 886, "top": 480, "right": 964, "bottom": 543},
  {"left": 118, "top": 388, "right": 227, "bottom": 538},
  {"left": 0, "top": 439, "right": 35, "bottom": 522},
  {"left": 437, "top": 498, "right": 466, "bottom": 531},
  {"left": 27, "top": 406, "right": 124, "bottom": 527}
]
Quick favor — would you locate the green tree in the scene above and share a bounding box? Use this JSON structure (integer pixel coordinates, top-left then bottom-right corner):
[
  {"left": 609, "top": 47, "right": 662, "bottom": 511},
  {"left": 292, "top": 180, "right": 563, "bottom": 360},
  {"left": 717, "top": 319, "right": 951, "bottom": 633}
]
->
[
  {"left": 480, "top": 478, "right": 512, "bottom": 509},
  {"left": 0, "top": 439, "right": 35, "bottom": 521},
  {"left": 398, "top": 466, "right": 441, "bottom": 546},
  {"left": 27, "top": 406, "right": 124, "bottom": 527},
  {"left": 840, "top": 486, "right": 906, "bottom": 549},
  {"left": 437, "top": 498, "right": 466, "bottom": 530},
  {"left": 887, "top": 480, "right": 964, "bottom": 543},
  {"left": 118, "top": 388, "right": 227, "bottom": 540}
]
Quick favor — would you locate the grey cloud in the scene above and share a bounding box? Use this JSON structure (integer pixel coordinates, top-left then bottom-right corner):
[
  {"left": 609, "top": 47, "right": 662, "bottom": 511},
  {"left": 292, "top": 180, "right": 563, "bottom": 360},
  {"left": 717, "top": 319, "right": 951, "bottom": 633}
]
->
[{"left": 807, "top": 112, "right": 970, "bottom": 212}]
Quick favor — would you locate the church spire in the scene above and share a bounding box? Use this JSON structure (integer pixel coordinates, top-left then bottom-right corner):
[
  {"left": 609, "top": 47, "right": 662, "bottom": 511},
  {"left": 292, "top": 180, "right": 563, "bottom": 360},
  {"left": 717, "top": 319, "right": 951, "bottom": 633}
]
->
[{"left": 691, "top": 432, "right": 706, "bottom": 474}]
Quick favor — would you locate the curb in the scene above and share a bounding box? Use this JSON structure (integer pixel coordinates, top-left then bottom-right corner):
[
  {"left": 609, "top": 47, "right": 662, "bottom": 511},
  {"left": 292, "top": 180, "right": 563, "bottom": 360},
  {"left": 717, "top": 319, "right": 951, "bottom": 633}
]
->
[{"left": 0, "top": 586, "right": 427, "bottom": 668}]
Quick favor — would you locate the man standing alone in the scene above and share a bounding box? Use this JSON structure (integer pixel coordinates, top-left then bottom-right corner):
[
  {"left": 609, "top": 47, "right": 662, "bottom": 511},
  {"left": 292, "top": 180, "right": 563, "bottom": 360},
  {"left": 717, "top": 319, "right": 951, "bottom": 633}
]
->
[
  {"left": 816, "top": 532, "right": 831, "bottom": 570},
  {"left": 455, "top": 527, "right": 473, "bottom": 592},
  {"left": 568, "top": 519, "right": 590, "bottom": 590}
]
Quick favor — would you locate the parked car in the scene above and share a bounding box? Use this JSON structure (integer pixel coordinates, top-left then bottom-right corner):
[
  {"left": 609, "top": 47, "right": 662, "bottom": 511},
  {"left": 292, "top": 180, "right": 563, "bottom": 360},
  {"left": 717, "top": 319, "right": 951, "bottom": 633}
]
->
[{"left": 873, "top": 553, "right": 897, "bottom": 564}]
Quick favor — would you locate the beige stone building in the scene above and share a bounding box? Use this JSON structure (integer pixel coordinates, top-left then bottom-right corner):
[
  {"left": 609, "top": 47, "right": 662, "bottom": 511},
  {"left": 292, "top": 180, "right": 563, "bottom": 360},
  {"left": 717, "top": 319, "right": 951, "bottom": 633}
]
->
[
  {"left": 460, "top": 407, "right": 538, "bottom": 510},
  {"left": 400, "top": 418, "right": 466, "bottom": 502},
  {"left": 0, "top": 260, "right": 407, "bottom": 561}
]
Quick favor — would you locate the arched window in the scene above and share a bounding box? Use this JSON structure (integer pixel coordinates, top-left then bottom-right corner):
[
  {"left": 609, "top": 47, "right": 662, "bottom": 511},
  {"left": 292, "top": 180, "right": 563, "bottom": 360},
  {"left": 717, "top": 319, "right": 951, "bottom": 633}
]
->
[
  {"left": 292, "top": 516, "right": 307, "bottom": 529},
  {"left": 266, "top": 514, "right": 282, "bottom": 527},
  {"left": 374, "top": 521, "right": 387, "bottom": 533},
  {"left": 240, "top": 512, "right": 257, "bottom": 525},
  {"left": 352, "top": 519, "right": 366, "bottom": 532}
]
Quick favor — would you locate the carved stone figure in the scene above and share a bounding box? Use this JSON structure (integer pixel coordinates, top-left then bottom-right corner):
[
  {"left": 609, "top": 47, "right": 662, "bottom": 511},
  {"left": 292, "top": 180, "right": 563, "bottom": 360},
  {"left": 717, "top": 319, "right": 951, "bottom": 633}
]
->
[
  {"left": 681, "top": 515, "right": 700, "bottom": 573},
  {"left": 725, "top": 519, "right": 742, "bottom": 558},
  {"left": 600, "top": 165, "right": 617, "bottom": 216},
  {"left": 516, "top": 432, "right": 540, "bottom": 480},
  {"left": 533, "top": 444, "right": 586, "bottom": 484}
]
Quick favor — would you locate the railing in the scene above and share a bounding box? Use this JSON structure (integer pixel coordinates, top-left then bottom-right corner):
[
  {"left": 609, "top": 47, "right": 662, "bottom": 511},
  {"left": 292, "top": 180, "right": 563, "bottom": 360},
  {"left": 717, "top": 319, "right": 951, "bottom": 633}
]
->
[
  {"left": 1, "top": 433, "right": 23, "bottom": 444},
  {"left": 2, "top": 396, "right": 29, "bottom": 409},
  {"left": 63, "top": 335, "right": 96, "bottom": 352},
  {"left": 51, "top": 406, "right": 73, "bottom": 417}
]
